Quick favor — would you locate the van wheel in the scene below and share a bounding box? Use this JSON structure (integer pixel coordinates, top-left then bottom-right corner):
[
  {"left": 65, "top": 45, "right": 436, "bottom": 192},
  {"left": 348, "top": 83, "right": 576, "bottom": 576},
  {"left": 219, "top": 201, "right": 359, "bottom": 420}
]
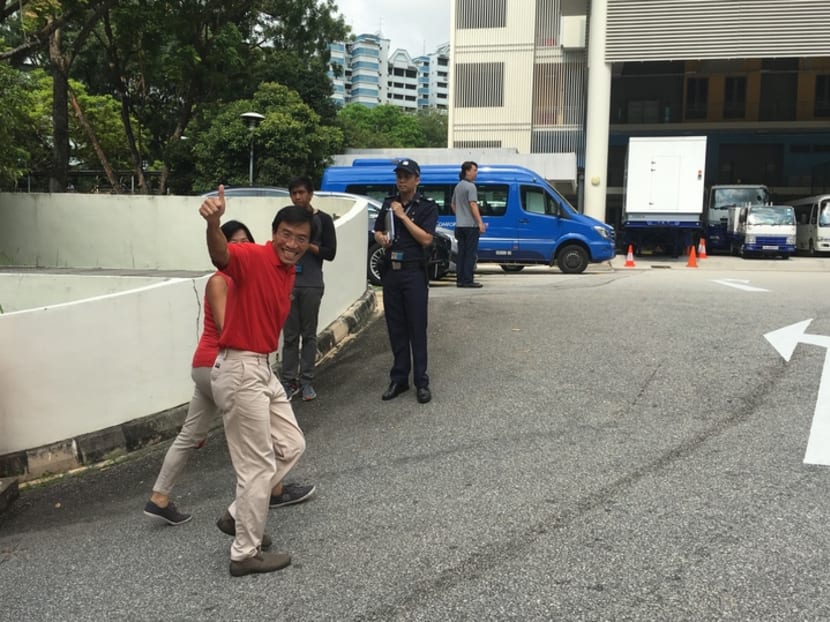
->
[
  {"left": 368, "top": 243, "right": 384, "bottom": 285},
  {"left": 500, "top": 265, "right": 524, "bottom": 272},
  {"left": 558, "top": 244, "right": 589, "bottom": 274}
]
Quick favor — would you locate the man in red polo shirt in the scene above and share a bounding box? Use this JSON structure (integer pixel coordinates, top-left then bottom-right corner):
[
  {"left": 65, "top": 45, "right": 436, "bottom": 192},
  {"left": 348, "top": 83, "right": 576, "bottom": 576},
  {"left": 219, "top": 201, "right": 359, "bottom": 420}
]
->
[{"left": 199, "top": 186, "right": 314, "bottom": 577}]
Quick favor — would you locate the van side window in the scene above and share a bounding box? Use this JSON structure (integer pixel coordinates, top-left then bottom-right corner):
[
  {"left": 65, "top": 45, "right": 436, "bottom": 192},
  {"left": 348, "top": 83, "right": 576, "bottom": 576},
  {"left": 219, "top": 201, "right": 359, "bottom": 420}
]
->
[
  {"left": 520, "top": 186, "right": 560, "bottom": 216},
  {"left": 476, "top": 184, "right": 509, "bottom": 216},
  {"left": 419, "top": 185, "right": 454, "bottom": 216}
]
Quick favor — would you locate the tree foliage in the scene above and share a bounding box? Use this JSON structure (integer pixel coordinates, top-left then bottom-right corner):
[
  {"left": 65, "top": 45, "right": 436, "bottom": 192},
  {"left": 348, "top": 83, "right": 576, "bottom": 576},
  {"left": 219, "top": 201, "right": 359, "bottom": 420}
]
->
[
  {"left": 336, "top": 104, "right": 448, "bottom": 149},
  {"left": 1, "top": 0, "right": 448, "bottom": 194},
  {"left": 336, "top": 104, "right": 423, "bottom": 148},
  {"left": 415, "top": 109, "right": 448, "bottom": 148},
  {"left": 192, "top": 82, "right": 343, "bottom": 190},
  {"left": 0, "top": 62, "right": 39, "bottom": 187}
]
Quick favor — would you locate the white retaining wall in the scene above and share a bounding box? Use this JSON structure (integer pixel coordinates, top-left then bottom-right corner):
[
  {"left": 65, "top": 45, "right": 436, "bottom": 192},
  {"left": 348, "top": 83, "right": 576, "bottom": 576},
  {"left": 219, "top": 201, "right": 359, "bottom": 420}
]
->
[{"left": 0, "top": 192, "right": 368, "bottom": 455}]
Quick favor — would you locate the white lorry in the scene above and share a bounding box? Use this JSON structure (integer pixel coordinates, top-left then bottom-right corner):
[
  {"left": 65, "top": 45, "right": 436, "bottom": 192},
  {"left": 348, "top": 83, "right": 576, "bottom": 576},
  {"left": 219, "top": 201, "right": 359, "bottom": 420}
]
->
[
  {"left": 622, "top": 136, "right": 707, "bottom": 256},
  {"left": 727, "top": 204, "right": 796, "bottom": 258},
  {"left": 705, "top": 184, "right": 771, "bottom": 253}
]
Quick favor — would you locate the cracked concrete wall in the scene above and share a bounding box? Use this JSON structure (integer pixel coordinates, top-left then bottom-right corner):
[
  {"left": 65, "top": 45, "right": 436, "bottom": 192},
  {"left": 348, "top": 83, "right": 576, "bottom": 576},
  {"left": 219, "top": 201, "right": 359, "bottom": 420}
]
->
[
  {"left": 0, "top": 192, "right": 370, "bottom": 458},
  {"left": 0, "top": 276, "right": 209, "bottom": 455},
  {"left": 0, "top": 274, "right": 165, "bottom": 313}
]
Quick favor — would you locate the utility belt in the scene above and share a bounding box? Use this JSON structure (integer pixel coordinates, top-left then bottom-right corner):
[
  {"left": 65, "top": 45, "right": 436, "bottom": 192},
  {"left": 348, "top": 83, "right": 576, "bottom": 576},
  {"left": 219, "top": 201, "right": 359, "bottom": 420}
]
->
[
  {"left": 382, "top": 250, "right": 426, "bottom": 274},
  {"left": 390, "top": 260, "right": 425, "bottom": 271}
]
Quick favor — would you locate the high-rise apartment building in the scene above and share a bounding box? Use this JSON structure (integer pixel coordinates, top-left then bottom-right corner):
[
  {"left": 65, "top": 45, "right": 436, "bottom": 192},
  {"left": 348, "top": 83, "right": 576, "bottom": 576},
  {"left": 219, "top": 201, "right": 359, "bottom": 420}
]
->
[
  {"left": 416, "top": 44, "right": 451, "bottom": 110},
  {"left": 329, "top": 34, "right": 449, "bottom": 111}
]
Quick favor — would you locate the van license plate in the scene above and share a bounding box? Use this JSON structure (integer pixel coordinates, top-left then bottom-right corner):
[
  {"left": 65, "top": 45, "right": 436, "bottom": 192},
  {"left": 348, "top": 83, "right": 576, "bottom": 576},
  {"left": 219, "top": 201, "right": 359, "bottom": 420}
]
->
[{"left": 762, "top": 245, "right": 778, "bottom": 250}]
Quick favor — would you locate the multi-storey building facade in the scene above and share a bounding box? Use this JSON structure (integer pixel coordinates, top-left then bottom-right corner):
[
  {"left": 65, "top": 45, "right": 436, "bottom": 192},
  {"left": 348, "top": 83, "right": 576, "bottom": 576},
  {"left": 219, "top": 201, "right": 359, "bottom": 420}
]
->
[
  {"left": 449, "top": 0, "right": 588, "bottom": 154},
  {"left": 329, "top": 34, "right": 449, "bottom": 111},
  {"left": 416, "top": 44, "right": 451, "bottom": 110},
  {"left": 329, "top": 34, "right": 390, "bottom": 108},
  {"left": 448, "top": 0, "right": 830, "bottom": 226},
  {"left": 387, "top": 49, "right": 419, "bottom": 112}
]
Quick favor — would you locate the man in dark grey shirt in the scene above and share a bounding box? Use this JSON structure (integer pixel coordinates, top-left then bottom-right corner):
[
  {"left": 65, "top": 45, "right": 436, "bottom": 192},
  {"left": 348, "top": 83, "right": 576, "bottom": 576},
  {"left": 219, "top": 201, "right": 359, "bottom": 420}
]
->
[
  {"left": 281, "top": 177, "right": 337, "bottom": 401},
  {"left": 451, "top": 161, "right": 486, "bottom": 288}
]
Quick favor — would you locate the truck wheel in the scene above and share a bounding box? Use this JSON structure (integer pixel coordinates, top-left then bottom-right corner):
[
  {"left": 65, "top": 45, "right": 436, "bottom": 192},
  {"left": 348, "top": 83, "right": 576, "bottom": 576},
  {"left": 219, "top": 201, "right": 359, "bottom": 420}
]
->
[
  {"left": 368, "top": 243, "right": 384, "bottom": 285},
  {"left": 558, "top": 244, "right": 589, "bottom": 274},
  {"left": 500, "top": 265, "right": 524, "bottom": 273}
]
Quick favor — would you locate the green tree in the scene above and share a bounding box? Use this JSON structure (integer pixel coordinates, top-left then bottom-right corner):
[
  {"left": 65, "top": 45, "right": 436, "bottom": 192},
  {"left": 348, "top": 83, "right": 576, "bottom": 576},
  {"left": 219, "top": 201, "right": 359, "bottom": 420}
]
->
[
  {"left": 415, "top": 109, "right": 448, "bottom": 148},
  {"left": 337, "top": 104, "right": 426, "bottom": 149},
  {"left": 0, "top": 63, "right": 39, "bottom": 188},
  {"left": 192, "top": 82, "right": 343, "bottom": 190},
  {"left": 74, "top": 0, "right": 349, "bottom": 193},
  {"left": 1, "top": 0, "right": 351, "bottom": 194},
  {"left": 2, "top": 0, "right": 119, "bottom": 191},
  {"left": 80, "top": 0, "right": 261, "bottom": 193}
]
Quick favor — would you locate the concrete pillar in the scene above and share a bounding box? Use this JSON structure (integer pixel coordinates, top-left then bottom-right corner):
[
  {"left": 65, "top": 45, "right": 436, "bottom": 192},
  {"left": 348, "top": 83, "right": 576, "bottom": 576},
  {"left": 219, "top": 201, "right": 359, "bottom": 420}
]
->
[{"left": 583, "top": 0, "right": 612, "bottom": 223}]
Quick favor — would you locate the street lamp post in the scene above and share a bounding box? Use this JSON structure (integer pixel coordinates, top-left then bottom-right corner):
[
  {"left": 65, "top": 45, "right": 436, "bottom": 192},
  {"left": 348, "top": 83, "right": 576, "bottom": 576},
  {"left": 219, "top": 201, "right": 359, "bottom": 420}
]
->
[{"left": 240, "top": 111, "right": 265, "bottom": 185}]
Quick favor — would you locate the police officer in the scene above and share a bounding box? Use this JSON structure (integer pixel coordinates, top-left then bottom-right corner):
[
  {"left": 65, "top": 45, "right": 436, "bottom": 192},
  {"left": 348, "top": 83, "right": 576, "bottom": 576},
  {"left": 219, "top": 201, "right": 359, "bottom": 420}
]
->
[{"left": 373, "top": 158, "right": 438, "bottom": 404}]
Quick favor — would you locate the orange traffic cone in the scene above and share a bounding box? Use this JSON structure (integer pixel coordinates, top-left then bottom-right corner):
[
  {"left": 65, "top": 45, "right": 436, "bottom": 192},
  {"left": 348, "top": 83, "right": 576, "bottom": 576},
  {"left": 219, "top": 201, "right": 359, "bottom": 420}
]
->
[
  {"left": 624, "top": 244, "right": 636, "bottom": 268},
  {"left": 686, "top": 245, "right": 698, "bottom": 268},
  {"left": 697, "top": 238, "right": 708, "bottom": 259}
]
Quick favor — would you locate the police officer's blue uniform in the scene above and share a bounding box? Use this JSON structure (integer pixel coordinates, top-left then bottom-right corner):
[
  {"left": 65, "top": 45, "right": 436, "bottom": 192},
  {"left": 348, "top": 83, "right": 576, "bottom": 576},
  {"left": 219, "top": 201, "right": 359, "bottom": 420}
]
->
[{"left": 373, "top": 161, "right": 438, "bottom": 403}]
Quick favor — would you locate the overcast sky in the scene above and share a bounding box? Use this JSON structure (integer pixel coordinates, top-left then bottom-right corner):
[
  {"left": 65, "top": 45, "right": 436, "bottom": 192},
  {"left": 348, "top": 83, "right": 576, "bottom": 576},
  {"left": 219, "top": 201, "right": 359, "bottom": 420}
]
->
[{"left": 334, "top": 0, "right": 451, "bottom": 57}]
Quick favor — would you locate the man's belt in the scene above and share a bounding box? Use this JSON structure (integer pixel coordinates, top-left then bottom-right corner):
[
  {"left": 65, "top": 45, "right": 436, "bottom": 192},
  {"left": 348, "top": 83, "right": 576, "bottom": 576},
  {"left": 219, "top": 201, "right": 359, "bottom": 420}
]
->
[{"left": 390, "top": 259, "right": 425, "bottom": 271}]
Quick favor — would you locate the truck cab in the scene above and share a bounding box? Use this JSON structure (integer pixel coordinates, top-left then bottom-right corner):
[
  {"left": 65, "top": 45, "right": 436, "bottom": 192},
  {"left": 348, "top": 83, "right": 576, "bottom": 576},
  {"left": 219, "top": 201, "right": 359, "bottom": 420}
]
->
[
  {"left": 705, "top": 185, "right": 770, "bottom": 253},
  {"left": 727, "top": 204, "right": 796, "bottom": 258}
]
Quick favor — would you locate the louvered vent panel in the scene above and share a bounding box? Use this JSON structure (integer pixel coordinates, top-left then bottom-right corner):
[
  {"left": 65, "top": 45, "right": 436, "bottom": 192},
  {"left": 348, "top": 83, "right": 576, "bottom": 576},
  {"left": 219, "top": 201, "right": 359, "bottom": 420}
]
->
[{"left": 606, "top": 1, "right": 830, "bottom": 61}]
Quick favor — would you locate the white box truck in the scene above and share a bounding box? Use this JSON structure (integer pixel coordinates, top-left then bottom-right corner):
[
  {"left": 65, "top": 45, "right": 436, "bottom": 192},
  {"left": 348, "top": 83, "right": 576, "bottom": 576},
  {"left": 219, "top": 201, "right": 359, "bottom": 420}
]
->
[
  {"left": 727, "top": 204, "right": 796, "bottom": 258},
  {"left": 622, "top": 136, "right": 707, "bottom": 257}
]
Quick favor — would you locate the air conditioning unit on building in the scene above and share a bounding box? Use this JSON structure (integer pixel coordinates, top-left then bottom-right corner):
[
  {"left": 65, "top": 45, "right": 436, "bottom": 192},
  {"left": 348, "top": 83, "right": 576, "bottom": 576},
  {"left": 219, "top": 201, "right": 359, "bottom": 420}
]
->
[{"left": 560, "top": 15, "right": 587, "bottom": 49}]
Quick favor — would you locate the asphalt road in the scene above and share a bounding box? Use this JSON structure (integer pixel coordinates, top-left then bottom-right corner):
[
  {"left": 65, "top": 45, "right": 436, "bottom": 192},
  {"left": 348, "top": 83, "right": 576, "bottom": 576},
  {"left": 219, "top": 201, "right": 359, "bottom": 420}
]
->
[{"left": 3, "top": 256, "right": 830, "bottom": 621}]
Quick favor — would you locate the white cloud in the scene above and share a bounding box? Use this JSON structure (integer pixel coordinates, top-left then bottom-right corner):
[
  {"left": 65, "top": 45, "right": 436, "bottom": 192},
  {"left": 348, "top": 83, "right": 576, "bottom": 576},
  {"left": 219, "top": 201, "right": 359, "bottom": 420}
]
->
[{"left": 333, "top": 0, "right": 450, "bottom": 56}]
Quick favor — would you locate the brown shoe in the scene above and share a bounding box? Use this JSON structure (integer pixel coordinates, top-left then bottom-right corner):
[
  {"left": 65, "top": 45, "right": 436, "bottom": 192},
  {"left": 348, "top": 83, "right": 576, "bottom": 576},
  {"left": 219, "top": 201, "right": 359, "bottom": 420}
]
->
[
  {"left": 229, "top": 551, "right": 291, "bottom": 577},
  {"left": 216, "top": 510, "right": 272, "bottom": 550}
]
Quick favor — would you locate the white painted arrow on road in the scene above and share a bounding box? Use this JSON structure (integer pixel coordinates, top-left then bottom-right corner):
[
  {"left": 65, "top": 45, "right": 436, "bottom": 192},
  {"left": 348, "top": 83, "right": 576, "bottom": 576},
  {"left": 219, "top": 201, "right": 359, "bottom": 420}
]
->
[
  {"left": 764, "top": 319, "right": 830, "bottom": 465},
  {"left": 713, "top": 279, "right": 769, "bottom": 292}
]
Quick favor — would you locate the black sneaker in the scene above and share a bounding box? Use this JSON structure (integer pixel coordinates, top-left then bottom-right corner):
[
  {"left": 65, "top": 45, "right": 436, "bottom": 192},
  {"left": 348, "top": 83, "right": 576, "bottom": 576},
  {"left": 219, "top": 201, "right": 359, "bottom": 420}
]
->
[
  {"left": 143, "top": 500, "right": 192, "bottom": 526},
  {"left": 229, "top": 551, "right": 291, "bottom": 577},
  {"left": 216, "top": 510, "right": 272, "bottom": 550},
  {"left": 269, "top": 483, "right": 316, "bottom": 508},
  {"left": 282, "top": 381, "right": 300, "bottom": 400}
]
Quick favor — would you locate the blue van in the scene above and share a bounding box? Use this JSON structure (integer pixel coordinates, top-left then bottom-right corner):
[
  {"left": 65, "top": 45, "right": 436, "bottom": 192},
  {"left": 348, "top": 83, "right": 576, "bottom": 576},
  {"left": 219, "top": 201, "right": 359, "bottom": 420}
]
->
[{"left": 320, "top": 160, "right": 615, "bottom": 274}]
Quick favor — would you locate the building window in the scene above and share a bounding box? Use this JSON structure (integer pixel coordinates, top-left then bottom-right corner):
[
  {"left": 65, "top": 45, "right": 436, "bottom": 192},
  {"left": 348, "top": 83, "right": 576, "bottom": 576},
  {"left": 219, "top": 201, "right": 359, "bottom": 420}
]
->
[
  {"left": 535, "top": 0, "right": 559, "bottom": 47},
  {"left": 456, "top": 0, "right": 507, "bottom": 29},
  {"left": 816, "top": 75, "right": 830, "bottom": 118},
  {"left": 723, "top": 76, "right": 746, "bottom": 119},
  {"left": 533, "top": 62, "right": 585, "bottom": 126},
  {"left": 455, "top": 63, "right": 504, "bottom": 107},
  {"left": 685, "top": 77, "right": 708, "bottom": 120}
]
